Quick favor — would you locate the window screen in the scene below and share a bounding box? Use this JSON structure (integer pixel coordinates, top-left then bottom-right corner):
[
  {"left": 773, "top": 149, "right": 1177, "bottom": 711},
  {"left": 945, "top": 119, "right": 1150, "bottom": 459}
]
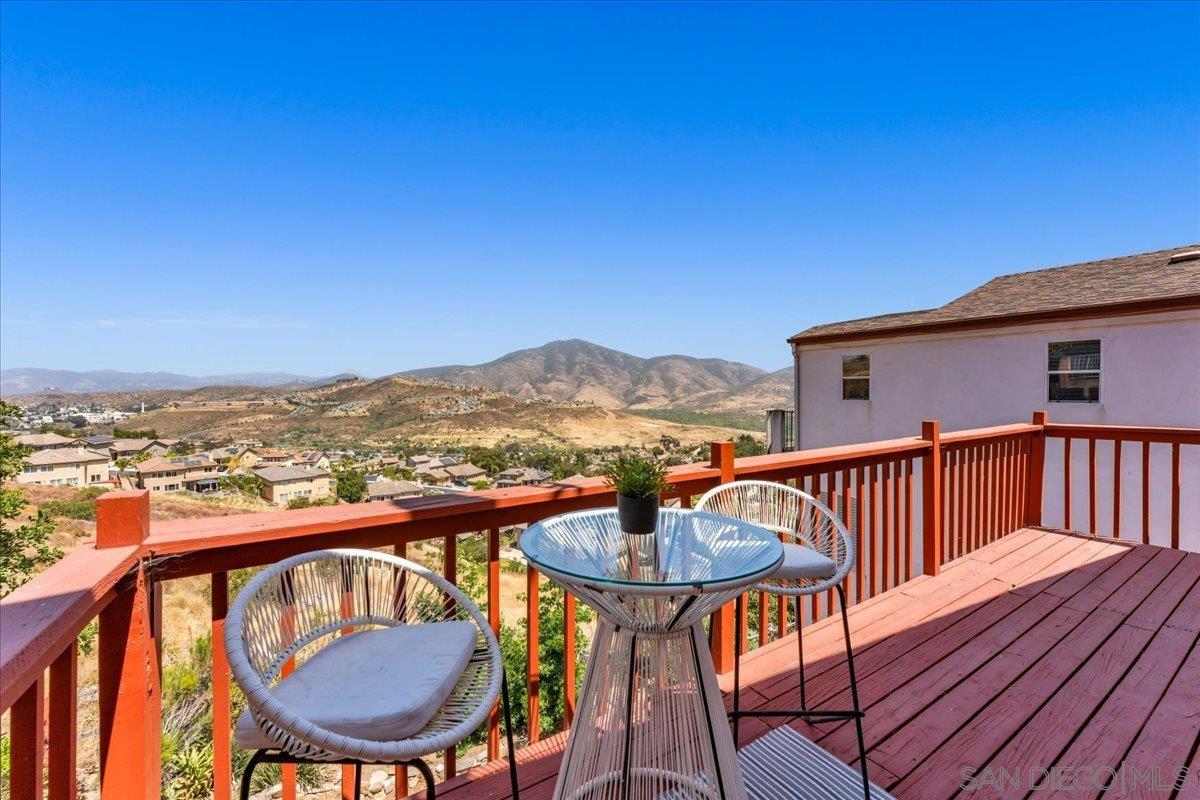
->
[{"left": 1048, "top": 340, "right": 1100, "bottom": 403}]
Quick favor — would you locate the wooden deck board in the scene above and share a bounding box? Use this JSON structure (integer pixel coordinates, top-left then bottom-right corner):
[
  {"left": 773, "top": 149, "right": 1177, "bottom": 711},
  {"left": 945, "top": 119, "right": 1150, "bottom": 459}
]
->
[{"left": 422, "top": 529, "right": 1200, "bottom": 800}]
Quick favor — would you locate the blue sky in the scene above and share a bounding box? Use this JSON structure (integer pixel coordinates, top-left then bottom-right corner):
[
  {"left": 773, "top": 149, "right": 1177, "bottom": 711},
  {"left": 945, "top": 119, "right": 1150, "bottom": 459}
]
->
[{"left": 2, "top": 1, "right": 1197, "bottom": 377}]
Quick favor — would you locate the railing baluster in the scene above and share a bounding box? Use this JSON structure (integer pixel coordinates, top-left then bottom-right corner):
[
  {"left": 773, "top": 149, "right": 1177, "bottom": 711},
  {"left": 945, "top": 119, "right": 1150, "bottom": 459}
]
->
[
  {"left": 563, "top": 591, "right": 577, "bottom": 727},
  {"left": 394, "top": 543, "right": 410, "bottom": 792},
  {"left": 946, "top": 449, "right": 957, "bottom": 560},
  {"left": 48, "top": 642, "right": 77, "bottom": 800},
  {"left": 870, "top": 464, "right": 880, "bottom": 597},
  {"left": 211, "top": 572, "right": 231, "bottom": 800},
  {"left": 855, "top": 466, "right": 865, "bottom": 603},
  {"left": 1063, "top": 437, "right": 1072, "bottom": 530},
  {"left": 1088, "top": 438, "right": 1098, "bottom": 535},
  {"left": 1112, "top": 439, "right": 1123, "bottom": 539},
  {"left": 443, "top": 534, "right": 458, "bottom": 778},
  {"left": 1141, "top": 442, "right": 1151, "bottom": 545},
  {"left": 954, "top": 449, "right": 964, "bottom": 556},
  {"left": 526, "top": 566, "right": 540, "bottom": 743},
  {"left": 487, "top": 527, "right": 501, "bottom": 761},
  {"left": 973, "top": 445, "right": 983, "bottom": 552},
  {"left": 1171, "top": 443, "right": 1181, "bottom": 549},
  {"left": 892, "top": 459, "right": 902, "bottom": 586},
  {"left": 904, "top": 458, "right": 914, "bottom": 581},
  {"left": 882, "top": 461, "right": 892, "bottom": 591},
  {"left": 11, "top": 674, "right": 44, "bottom": 800},
  {"left": 921, "top": 420, "right": 943, "bottom": 575},
  {"left": 826, "top": 469, "right": 837, "bottom": 613}
]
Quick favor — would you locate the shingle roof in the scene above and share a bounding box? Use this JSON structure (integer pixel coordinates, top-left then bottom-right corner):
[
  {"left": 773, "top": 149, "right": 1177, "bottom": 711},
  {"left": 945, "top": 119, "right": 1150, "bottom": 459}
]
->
[
  {"left": 253, "top": 465, "right": 330, "bottom": 483},
  {"left": 110, "top": 438, "right": 162, "bottom": 453},
  {"left": 790, "top": 245, "right": 1200, "bottom": 344},
  {"left": 27, "top": 448, "right": 109, "bottom": 466},
  {"left": 444, "top": 463, "right": 486, "bottom": 478}
]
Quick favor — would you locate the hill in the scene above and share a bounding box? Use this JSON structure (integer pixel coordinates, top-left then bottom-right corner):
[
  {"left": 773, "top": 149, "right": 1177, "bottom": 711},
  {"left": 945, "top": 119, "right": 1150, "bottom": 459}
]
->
[
  {"left": 92, "top": 374, "right": 751, "bottom": 448},
  {"left": 0, "top": 367, "right": 354, "bottom": 395},
  {"left": 404, "top": 339, "right": 773, "bottom": 410}
]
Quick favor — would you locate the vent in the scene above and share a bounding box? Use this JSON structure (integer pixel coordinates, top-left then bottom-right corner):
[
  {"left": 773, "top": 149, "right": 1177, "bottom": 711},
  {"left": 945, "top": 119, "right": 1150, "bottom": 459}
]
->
[{"left": 1168, "top": 250, "right": 1200, "bottom": 264}]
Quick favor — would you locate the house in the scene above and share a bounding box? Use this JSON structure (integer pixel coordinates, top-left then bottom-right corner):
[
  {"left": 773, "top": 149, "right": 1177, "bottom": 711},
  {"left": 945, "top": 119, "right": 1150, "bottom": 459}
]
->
[
  {"left": 366, "top": 479, "right": 425, "bottom": 502},
  {"left": 253, "top": 466, "right": 332, "bottom": 506},
  {"left": 413, "top": 465, "right": 452, "bottom": 485},
  {"left": 136, "top": 455, "right": 220, "bottom": 493},
  {"left": 239, "top": 448, "right": 293, "bottom": 470},
  {"left": 788, "top": 244, "right": 1200, "bottom": 540},
  {"left": 14, "top": 432, "right": 78, "bottom": 451},
  {"left": 443, "top": 463, "right": 487, "bottom": 486},
  {"left": 495, "top": 467, "right": 554, "bottom": 487},
  {"left": 377, "top": 456, "right": 401, "bottom": 470},
  {"left": 405, "top": 454, "right": 433, "bottom": 468},
  {"left": 292, "top": 450, "right": 331, "bottom": 471},
  {"left": 17, "top": 448, "right": 110, "bottom": 486},
  {"left": 110, "top": 438, "right": 172, "bottom": 459}
]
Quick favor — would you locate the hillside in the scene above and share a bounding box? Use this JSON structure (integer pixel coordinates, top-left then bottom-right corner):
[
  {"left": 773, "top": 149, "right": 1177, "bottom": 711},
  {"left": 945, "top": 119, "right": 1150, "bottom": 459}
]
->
[
  {"left": 405, "top": 339, "right": 772, "bottom": 410},
  {"left": 0, "top": 367, "right": 353, "bottom": 395},
  {"left": 94, "top": 374, "right": 751, "bottom": 448}
]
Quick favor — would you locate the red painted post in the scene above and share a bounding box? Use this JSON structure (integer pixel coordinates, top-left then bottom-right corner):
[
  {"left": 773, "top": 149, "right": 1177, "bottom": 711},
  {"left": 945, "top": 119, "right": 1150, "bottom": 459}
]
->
[
  {"left": 49, "top": 642, "right": 78, "bottom": 800},
  {"left": 95, "top": 489, "right": 150, "bottom": 549},
  {"left": 10, "top": 676, "right": 44, "bottom": 800},
  {"left": 708, "top": 442, "right": 736, "bottom": 673},
  {"left": 211, "top": 573, "right": 232, "bottom": 800},
  {"left": 98, "top": 563, "right": 161, "bottom": 800},
  {"left": 921, "top": 420, "right": 943, "bottom": 576},
  {"left": 1026, "top": 411, "right": 1048, "bottom": 526},
  {"left": 526, "top": 566, "right": 541, "bottom": 743},
  {"left": 563, "top": 591, "right": 577, "bottom": 727}
]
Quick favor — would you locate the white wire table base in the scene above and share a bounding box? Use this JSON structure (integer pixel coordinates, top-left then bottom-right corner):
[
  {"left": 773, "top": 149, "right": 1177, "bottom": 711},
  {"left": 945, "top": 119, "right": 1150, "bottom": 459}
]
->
[{"left": 553, "top": 619, "right": 746, "bottom": 800}]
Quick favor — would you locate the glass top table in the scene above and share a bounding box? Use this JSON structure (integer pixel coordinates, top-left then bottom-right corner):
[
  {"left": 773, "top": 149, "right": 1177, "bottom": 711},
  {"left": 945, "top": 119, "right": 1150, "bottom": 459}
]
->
[
  {"left": 520, "top": 506, "right": 783, "bottom": 597},
  {"left": 519, "top": 507, "right": 783, "bottom": 800}
]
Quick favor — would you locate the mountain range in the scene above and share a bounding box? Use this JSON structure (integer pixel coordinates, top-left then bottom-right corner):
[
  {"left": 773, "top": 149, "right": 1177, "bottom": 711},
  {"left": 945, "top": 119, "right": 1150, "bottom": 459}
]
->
[
  {"left": 0, "top": 368, "right": 355, "bottom": 396},
  {"left": 3, "top": 340, "right": 791, "bottom": 417},
  {"left": 403, "top": 339, "right": 790, "bottom": 412}
]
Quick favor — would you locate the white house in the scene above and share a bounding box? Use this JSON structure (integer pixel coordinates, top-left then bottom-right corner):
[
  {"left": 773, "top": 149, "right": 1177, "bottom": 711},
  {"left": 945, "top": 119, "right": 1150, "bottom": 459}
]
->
[{"left": 788, "top": 244, "right": 1200, "bottom": 549}]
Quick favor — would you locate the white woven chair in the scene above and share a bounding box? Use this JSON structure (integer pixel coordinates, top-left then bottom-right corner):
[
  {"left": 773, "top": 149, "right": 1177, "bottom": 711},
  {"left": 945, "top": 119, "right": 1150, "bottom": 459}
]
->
[
  {"left": 225, "top": 548, "right": 520, "bottom": 800},
  {"left": 695, "top": 480, "right": 868, "bottom": 800}
]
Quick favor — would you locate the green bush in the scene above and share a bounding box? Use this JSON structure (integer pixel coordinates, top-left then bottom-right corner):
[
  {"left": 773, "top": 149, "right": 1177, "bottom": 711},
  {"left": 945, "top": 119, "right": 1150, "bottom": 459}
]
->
[
  {"left": 39, "top": 499, "right": 96, "bottom": 521},
  {"left": 76, "top": 485, "right": 111, "bottom": 500}
]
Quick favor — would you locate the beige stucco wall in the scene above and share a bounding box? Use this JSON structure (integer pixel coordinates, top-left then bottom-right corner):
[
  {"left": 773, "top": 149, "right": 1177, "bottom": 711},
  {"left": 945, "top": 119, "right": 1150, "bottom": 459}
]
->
[
  {"left": 18, "top": 458, "right": 109, "bottom": 487},
  {"left": 261, "top": 474, "right": 331, "bottom": 505}
]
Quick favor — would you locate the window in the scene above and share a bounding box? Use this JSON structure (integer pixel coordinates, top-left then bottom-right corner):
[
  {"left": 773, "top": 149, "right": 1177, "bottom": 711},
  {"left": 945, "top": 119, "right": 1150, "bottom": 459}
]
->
[
  {"left": 1048, "top": 340, "right": 1100, "bottom": 403},
  {"left": 842, "top": 354, "right": 870, "bottom": 400}
]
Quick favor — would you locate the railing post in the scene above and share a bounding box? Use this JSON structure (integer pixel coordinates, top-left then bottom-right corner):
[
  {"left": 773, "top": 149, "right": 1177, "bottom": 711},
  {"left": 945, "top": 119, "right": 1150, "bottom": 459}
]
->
[
  {"left": 96, "top": 490, "right": 160, "bottom": 800},
  {"left": 709, "top": 442, "right": 736, "bottom": 673},
  {"left": 9, "top": 675, "right": 44, "bottom": 800},
  {"left": 921, "top": 421, "right": 943, "bottom": 576},
  {"left": 1026, "top": 411, "right": 1048, "bottom": 527}
]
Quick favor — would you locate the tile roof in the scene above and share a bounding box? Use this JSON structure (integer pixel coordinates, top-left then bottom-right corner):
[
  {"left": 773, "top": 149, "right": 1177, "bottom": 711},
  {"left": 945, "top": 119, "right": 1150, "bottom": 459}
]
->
[
  {"left": 27, "top": 448, "right": 109, "bottom": 466},
  {"left": 253, "top": 465, "right": 330, "bottom": 483},
  {"left": 110, "top": 438, "right": 163, "bottom": 453},
  {"left": 367, "top": 479, "right": 424, "bottom": 499},
  {"left": 790, "top": 245, "right": 1200, "bottom": 343},
  {"left": 15, "top": 433, "right": 77, "bottom": 447}
]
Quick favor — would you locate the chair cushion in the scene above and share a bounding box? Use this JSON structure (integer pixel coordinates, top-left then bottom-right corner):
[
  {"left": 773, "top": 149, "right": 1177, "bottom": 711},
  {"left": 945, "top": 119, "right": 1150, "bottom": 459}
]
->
[
  {"left": 774, "top": 543, "right": 837, "bottom": 581},
  {"left": 236, "top": 620, "right": 478, "bottom": 748}
]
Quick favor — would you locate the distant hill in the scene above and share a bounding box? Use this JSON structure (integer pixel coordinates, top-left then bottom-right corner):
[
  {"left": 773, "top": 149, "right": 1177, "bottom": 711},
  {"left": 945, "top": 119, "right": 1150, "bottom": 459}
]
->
[
  {"left": 0, "top": 368, "right": 356, "bottom": 396},
  {"left": 404, "top": 339, "right": 778, "bottom": 411}
]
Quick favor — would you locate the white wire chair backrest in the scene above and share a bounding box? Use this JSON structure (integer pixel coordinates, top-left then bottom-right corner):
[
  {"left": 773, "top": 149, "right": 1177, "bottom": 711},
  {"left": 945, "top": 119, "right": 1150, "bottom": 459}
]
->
[
  {"left": 225, "top": 548, "right": 501, "bottom": 761},
  {"left": 694, "top": 480, "right": 855, "bottom": 595}
]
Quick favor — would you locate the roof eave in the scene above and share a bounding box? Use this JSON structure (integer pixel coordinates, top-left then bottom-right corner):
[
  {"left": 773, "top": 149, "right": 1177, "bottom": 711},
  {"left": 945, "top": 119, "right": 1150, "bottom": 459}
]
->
[{"left": 787, "top": 294, "right": 1200, "bottom": 347}]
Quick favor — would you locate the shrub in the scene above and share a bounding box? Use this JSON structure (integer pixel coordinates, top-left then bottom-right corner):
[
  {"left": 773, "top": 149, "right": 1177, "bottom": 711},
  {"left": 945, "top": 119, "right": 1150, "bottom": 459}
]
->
[{"left": 39, "top": 499, "right": 96, "bottom": 521}]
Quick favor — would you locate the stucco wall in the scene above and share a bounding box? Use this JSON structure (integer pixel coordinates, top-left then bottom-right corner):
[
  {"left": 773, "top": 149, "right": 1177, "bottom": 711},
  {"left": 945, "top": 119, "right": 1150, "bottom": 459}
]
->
[{"left": 794, "top": 310, "right": 1200, "bottom": 551}]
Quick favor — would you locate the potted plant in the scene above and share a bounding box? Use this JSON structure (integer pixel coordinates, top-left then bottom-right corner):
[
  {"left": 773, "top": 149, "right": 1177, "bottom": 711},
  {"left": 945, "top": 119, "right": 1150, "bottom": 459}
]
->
[{"left": 603, "top": 453, "right": 670, "bottom": 534}]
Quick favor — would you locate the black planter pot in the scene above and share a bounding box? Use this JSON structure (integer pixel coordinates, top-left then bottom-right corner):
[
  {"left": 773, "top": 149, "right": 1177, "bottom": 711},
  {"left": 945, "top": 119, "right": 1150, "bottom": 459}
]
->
[{"left": 617, "top": 494, "right": 660, "bottom": 535}]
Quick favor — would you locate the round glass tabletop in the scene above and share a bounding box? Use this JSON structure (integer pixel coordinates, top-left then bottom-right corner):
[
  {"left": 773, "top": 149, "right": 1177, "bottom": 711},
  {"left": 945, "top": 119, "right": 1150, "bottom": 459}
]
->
[{"left": 519, "top": 507, "right": 783, "bottom": 595}]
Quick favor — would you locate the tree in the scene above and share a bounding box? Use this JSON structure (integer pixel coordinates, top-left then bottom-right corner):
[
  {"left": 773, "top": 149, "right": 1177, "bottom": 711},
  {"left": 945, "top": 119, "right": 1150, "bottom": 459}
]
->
[
  {"left": 0, "top": 402, "right": 61, "bottom": 597},
  {"left": 732, "top": 434, "right": 766, "bottom": 458},
  {"left": 336, "top": 470, "right": 367, "bottom": 503}
]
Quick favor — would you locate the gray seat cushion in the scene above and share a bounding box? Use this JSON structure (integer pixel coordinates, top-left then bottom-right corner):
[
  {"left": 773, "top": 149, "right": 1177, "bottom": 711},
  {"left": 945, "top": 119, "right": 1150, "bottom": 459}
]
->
[
  {"left": 774, "top": 542, "right": 837, "bottom": 581},
  {"left": 236, "top": 620, "right": 478, "bottom": 748}
]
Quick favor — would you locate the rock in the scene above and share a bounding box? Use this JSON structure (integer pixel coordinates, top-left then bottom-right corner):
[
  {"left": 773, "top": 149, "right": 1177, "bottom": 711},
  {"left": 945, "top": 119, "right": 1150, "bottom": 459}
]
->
[{"left": 368, "top": 769, "right": 387, "bottom": 793}]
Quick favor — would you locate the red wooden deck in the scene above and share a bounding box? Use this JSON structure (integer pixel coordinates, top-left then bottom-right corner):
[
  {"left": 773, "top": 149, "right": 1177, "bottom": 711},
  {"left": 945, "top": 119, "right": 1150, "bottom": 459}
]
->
[{"left": 431, "top": 528, "right": 1200, "bottom": 800}]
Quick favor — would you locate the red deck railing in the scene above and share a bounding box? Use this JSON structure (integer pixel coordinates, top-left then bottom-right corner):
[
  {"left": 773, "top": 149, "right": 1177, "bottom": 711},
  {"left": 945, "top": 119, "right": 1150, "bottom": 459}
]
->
[{"left": 2, "top": 414, "right": 1195, "bottom": 800}]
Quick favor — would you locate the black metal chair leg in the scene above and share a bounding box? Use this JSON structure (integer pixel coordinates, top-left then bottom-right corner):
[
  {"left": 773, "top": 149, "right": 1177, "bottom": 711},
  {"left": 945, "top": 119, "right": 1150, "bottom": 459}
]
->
[
  {"left": 353, "top": 763, "right": 362, "bottom": 800},
  {"left": 732, "top": 593, "right": 744, "bottom": 743},
  {"left": 411, "top": 757, "right": 437, "bottom": 800},
  {"left": 795, "top": 594, "right": 808, "bottom": 712},
  {"left": 837, "top": 585, "right": 871, "bottom": 800},
  {"left": 501, "top": 674, "right": 521, "bottom": 799},
  {"left": 238, "top": 749, "right": 268, "bottom": 800}
]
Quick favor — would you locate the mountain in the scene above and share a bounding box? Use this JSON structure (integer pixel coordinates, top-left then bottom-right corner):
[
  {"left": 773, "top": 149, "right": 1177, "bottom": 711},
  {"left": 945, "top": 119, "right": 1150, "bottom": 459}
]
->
[
  {"left": 92, "top": 375, "right": 750, "bottom": 449},
  {"left": 404, "top": 339, "right": 774, "bottom": 410},
  {"left": 0, "top": 367, "right": 354, "bottom": 396}
]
